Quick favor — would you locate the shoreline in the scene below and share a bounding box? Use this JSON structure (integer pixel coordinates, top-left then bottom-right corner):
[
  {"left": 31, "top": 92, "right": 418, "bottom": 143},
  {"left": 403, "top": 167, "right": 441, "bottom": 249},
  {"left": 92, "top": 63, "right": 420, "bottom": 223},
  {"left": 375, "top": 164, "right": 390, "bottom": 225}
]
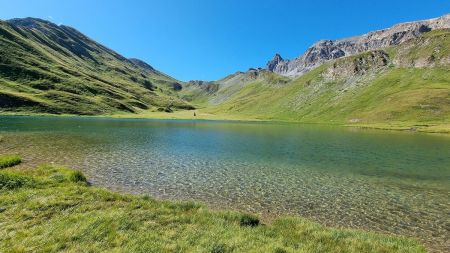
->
[
  {"left": 0, "top": 157, "right": 429, "bottom": 252},
  {"left": 1, "top": 110, "right": 449, "bottom": 135}
]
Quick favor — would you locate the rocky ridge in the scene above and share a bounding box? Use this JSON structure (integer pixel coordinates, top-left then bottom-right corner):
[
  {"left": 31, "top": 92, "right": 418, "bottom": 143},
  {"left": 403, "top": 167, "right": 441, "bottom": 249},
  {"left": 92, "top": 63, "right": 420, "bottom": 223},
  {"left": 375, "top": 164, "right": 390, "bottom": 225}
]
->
[{"left": 267, "top": 14, "right": 450, "bottom": 77}]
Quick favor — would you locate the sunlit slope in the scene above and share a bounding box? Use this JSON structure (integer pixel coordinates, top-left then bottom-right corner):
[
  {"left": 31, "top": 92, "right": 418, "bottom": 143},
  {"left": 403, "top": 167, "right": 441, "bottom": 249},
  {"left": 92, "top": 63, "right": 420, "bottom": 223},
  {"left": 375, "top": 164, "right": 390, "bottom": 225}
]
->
[
  {"left": 0, "top": 18, "right": 192, "bottom": 115},
  {"left": 190, "top": 30, "right": 450, "bottom": 125}
]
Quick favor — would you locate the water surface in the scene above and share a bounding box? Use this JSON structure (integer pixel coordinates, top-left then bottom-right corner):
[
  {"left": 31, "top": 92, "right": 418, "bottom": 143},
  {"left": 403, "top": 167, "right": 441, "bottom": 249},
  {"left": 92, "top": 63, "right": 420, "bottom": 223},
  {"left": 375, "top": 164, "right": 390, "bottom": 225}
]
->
[{"left": 0, "top": 116, "right": 449, "bottom": 251}]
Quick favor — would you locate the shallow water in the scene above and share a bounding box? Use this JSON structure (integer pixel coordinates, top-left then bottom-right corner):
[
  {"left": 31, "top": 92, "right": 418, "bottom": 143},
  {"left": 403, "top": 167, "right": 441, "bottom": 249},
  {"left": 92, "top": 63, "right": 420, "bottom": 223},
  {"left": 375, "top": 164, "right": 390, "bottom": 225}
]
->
[{"left": 1, "top": 116, "right": 449, "bottom": 251}]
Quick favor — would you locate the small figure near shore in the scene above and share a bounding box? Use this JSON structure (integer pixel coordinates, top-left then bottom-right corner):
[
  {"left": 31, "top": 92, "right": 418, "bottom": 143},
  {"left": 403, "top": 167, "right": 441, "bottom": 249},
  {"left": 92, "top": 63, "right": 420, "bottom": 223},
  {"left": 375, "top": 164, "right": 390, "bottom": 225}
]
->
[{"left": 194, "top": 112, "right": 197, "bottom": 117}]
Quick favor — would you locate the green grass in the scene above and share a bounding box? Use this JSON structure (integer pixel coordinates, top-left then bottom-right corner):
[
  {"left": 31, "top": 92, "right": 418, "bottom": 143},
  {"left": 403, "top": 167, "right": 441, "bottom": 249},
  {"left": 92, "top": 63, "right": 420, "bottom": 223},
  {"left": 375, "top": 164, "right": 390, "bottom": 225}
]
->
[
  {"left": 0, "top": 162, "right": 426, "bottom": 252},
  {"left": 0, "top": 154, "right": 21, "bottom": 169}
]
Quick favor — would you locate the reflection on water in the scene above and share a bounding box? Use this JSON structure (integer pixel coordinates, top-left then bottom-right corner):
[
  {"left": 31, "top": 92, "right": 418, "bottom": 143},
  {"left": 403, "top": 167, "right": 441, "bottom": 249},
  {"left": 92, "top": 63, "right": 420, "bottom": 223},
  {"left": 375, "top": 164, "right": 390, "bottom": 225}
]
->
[{"left": 0, "top": 116, "right": 449, "bottom": 251}]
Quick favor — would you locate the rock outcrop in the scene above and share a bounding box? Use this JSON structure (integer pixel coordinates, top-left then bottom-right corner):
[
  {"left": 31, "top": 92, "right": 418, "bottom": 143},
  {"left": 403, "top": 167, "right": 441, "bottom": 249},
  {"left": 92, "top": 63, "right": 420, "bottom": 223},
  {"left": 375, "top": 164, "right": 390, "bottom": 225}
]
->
[
  {"left": 323, "top": 50, "right": 390, "bottom": 80},
  {"left": 267, "top": 14, "right": 450, "bottom": 77},
  {"left": 185, "top": 80, "right": 219, "bottom": 93}
]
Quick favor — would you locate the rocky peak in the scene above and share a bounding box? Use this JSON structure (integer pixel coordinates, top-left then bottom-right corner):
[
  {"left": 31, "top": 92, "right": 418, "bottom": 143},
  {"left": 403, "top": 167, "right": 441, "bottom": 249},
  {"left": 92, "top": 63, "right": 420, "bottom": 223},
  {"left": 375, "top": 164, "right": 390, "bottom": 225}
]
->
[
  {"left": 266, "top": 14, "right": 450, "bottom": 77},
  {"left": 266, "top": 53, "right": 284, "bottom": 71}
]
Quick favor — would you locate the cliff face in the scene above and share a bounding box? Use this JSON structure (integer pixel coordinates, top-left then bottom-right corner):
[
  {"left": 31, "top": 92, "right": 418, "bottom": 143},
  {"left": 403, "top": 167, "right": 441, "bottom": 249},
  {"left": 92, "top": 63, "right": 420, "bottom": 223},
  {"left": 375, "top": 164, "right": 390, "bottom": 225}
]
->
[{"left": 268, "top": 14, "right": 450, "bottom": 77}]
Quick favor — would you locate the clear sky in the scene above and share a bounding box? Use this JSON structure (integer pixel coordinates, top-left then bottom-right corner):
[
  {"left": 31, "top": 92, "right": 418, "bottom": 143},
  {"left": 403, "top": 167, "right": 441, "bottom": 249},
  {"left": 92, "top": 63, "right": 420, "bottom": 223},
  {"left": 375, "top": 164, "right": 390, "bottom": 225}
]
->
[{"left": 1, "top": 0, "right": 449, "bottom": 81}]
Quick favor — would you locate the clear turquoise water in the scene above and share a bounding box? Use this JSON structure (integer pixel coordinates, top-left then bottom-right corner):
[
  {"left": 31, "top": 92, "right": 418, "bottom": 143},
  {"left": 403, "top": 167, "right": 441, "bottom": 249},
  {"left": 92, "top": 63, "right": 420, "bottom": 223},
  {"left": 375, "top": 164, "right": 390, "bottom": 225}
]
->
[{"left": 0, "top": 116, "right": 449, "bottom": 250}]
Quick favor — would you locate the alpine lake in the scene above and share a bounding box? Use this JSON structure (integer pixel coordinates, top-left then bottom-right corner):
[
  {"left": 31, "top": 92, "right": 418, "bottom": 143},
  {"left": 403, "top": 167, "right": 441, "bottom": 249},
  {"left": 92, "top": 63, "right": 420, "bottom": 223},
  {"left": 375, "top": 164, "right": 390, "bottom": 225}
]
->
[{"left": 1, "top": 116, "right": 449, "bottom": 251}]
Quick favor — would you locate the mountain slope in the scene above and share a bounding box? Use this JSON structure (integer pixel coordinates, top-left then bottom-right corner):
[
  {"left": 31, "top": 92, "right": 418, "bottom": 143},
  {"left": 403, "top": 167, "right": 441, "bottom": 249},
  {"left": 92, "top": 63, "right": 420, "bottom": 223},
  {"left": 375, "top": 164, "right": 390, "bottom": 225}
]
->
[
  {"left": 0, "top": 18, "right": 192, "bottom": 115},
  {"left": 185, "top": 29, "right": 450, "bottom": 129},
  {"left": 181, "top": 68, "right": 290, "bottom": 106}
]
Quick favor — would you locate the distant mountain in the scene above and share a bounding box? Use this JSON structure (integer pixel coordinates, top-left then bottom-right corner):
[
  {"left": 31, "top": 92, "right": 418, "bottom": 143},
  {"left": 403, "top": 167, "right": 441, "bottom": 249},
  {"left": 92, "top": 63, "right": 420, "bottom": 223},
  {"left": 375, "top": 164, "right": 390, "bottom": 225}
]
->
[
  {"left": 182, "top": 68, "right": 290, "bottom": 106},
  {"left": 267, "top": 14, "right": 450, "bottom": 77},
  {"left": 183, "top": 17, "right": 450, "bottom": 127},
  {"left": 0, "top": 18, "right": 192, "bottom": 115}
]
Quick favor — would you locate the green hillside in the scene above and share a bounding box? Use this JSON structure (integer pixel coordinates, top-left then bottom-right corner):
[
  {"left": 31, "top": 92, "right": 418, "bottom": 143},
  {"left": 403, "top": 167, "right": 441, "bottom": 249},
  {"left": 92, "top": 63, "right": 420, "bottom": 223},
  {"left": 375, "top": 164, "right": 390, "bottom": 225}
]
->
[
  {"left": 183, "top": 30, "right": 450, "bottom": 131},
  {"left": 0, "top": 18, "right": 193, "bottom": 115}
]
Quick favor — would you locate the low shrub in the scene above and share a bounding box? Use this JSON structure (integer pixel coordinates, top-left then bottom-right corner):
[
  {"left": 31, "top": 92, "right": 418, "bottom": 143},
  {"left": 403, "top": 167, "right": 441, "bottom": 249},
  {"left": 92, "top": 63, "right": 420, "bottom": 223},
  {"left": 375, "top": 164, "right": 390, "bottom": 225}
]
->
[{"left": 69, "top": 170, "right": 87, "bottom": 183}]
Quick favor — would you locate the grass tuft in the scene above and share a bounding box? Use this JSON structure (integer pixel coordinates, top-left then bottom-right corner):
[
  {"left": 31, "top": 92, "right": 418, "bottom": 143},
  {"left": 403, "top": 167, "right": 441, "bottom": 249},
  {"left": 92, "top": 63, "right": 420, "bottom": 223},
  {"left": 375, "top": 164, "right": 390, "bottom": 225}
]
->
[
  {"left": 69, "top": 170, "right": 87, "bottom": 183},
  {"left": 210, "top": 243, "right": 229, "bottom": 253},
  {"left": 0, "top": 154, "right": 21, "bottom": 169},
  {"left": 239, "top": 213, "right": 260, "bottom": 227},
  {"left": 274, "top": 248, "right": 288, "bottom": 253}
]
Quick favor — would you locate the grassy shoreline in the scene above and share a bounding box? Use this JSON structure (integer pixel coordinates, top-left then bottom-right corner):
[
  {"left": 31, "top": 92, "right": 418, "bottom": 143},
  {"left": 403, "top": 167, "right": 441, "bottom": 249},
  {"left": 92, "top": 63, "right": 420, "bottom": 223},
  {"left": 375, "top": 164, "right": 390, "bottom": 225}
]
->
[
  {"left": 0, "top": 155, "right": 427, "bottom": 252},
  {"left": 1, "top": 110, "right": 449, "bottom": 135}
]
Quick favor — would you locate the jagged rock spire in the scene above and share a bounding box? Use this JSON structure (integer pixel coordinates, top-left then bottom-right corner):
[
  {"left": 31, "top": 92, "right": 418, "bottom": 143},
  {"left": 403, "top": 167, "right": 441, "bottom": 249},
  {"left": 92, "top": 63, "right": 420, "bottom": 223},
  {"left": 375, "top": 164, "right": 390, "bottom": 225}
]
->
[{"left": 266, "top": 53, "right": 284, "bottom": 71}]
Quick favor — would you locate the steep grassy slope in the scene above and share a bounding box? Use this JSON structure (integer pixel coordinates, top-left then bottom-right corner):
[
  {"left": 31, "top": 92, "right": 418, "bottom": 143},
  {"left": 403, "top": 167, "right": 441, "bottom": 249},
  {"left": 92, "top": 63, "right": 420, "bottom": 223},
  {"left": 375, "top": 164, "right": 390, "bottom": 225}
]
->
[
  {"left": 185, "top": 30, "right": 450, "bottom": 129},
  {"left": 0, "top": 18, "right": 192, "bottom": 115},
  {"left": 0, "top": 156, "right": 426, "bottom": 252}
]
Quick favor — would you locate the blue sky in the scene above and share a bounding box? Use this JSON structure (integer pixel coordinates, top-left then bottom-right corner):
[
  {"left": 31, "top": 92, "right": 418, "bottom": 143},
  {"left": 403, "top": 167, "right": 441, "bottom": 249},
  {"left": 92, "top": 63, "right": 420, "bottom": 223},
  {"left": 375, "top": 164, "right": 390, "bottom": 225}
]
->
[{"left": 1, "top": 0, "right": 449, "bottom": 81}]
